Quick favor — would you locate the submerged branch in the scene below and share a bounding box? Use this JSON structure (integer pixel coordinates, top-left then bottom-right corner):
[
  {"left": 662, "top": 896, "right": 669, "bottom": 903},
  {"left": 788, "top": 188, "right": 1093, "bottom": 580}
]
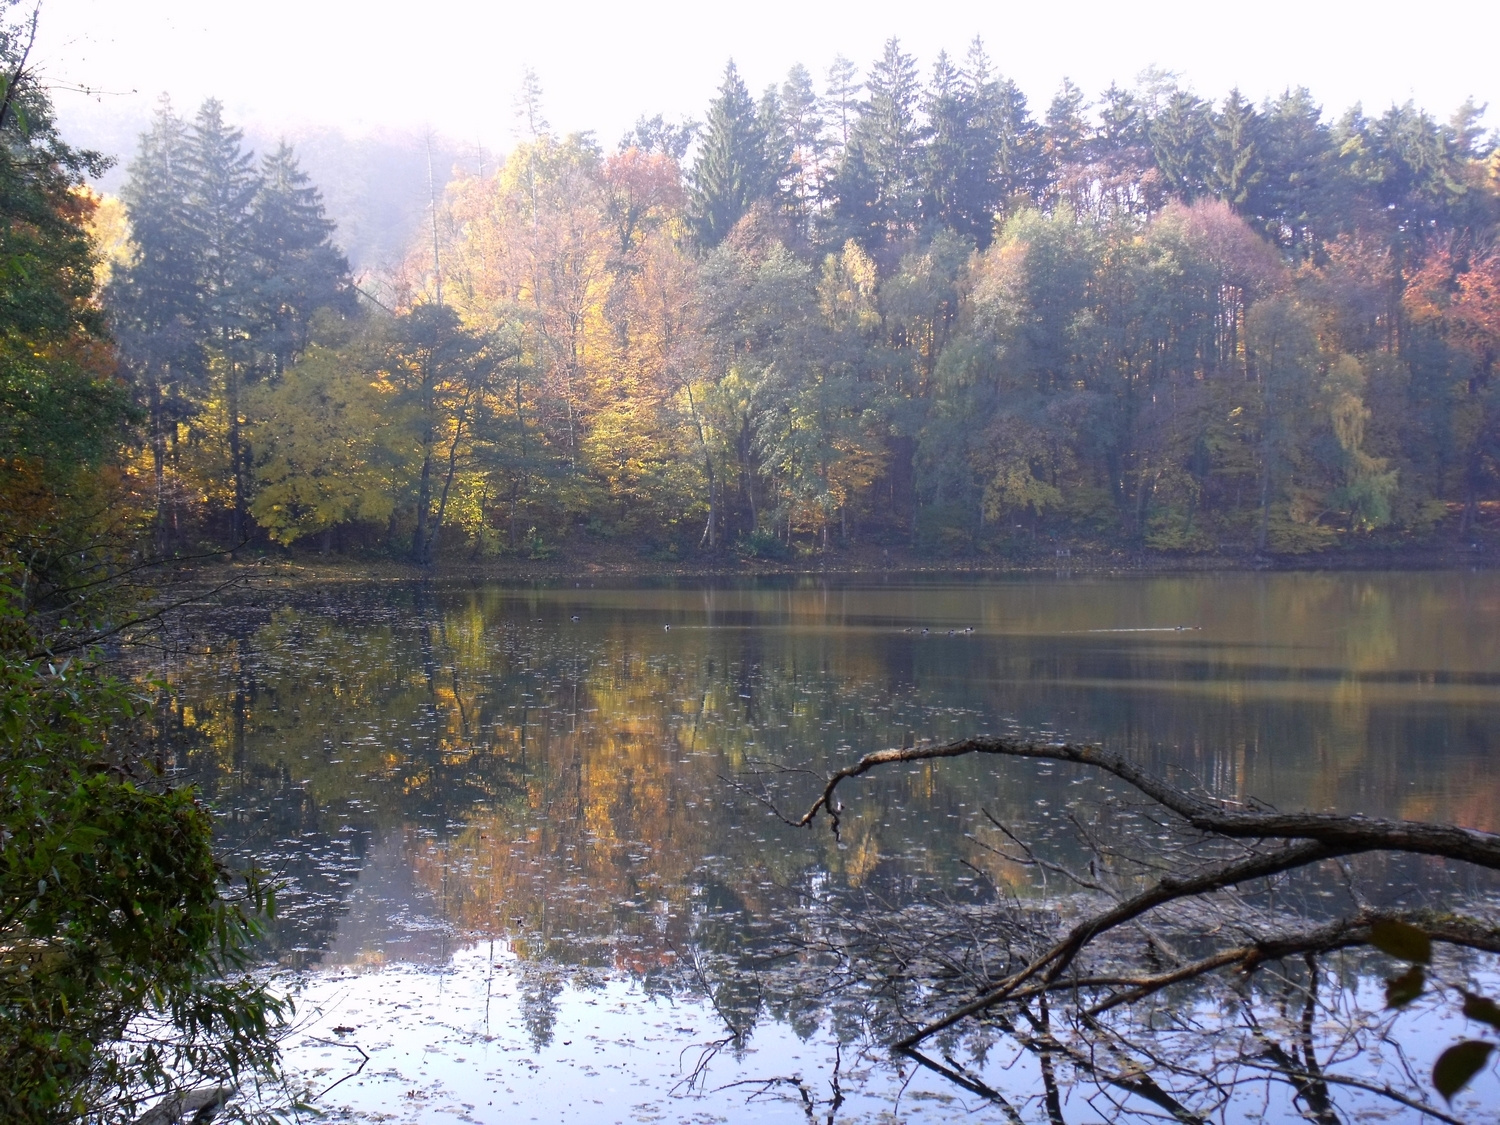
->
[{"left": 795, "top": 737, "right": 1500, "bottom": 870}]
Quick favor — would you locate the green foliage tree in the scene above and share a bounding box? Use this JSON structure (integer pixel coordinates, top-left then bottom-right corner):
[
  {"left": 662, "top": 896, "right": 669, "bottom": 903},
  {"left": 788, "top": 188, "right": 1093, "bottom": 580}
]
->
[
  {"left": 832, "top": 38, "right": 924, "bottom": 254},
  {"left": 0, "top": 15, "right": 124, "bottom": 481},
  {"left": 0, "top": 577, "right": 286, "bottom": 1125},
  {"left": 688, "top": 62, "right": 771, "bottom": 248}
]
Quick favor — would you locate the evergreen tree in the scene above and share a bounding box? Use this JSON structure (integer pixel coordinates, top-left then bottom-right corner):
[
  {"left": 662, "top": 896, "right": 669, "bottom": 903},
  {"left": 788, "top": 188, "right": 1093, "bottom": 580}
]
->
[
  {"left": 922, "top": 51, "right": 970, "bottom": 235},
  {"left": 1149, "top": 87, "right": 1214, "bottom": 200},
  {"left": 967, "top": 43, "right": 1043, "bottom": 216},
  {"left": 822, "top": 55, "right": 861, "bottom": 152},
  {"left": 757, "top": 83, "right": 793, "bottom": 218},
  {"left": 251, "top": 141, "right": 354, "bottom": 377},
  {"left": 688, "top": 61, "right": 770, "bottom": 248},
  {"left": 832, "top": 38, "right": 924, "bottom": 254},
  {"left": 1252, "top": 88, "right": 1334, "bottom": 257},
  {"left": 1043, "top": 78, "right": 1089, "bottom": 178},
  {"left": 0, "top": 20, "right": 121, "bottom": 480},
  {"left": 1094, "top": 82, "right": 1146, "bottom": 162},
  {"left": 109, "top": 100, "right": 202, "bottom": 539},
  {"left": 1209, "top": 89, "right": 1264, "bottom": 210},
  {"left": 184, "top": 99, "right": 261, "bottom": 542},
  {"left": 780, "top": 63, "right": 825, "bottom": 234}
]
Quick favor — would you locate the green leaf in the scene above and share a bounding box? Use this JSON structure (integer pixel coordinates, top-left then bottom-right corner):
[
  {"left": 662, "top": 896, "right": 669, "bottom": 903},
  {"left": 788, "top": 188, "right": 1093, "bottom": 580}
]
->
[
  {"left": 1433, "top": 1040, "right": 1494, "bottom": 1101},
  {"left": 1370, "top": 919, "right": 1432, "bottom": 964},
  {"left": 1463, "top": 992, "right": 1500, "bottom": 1031},
  {"left": 1385, "top": 965, "right": 1426, "bottom": 1008}
]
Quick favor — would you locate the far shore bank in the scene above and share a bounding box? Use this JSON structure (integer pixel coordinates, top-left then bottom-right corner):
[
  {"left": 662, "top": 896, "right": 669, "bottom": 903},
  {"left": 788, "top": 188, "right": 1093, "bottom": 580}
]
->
[{"left": 181, "top": 534, "right": 1500, "bottom": 593}]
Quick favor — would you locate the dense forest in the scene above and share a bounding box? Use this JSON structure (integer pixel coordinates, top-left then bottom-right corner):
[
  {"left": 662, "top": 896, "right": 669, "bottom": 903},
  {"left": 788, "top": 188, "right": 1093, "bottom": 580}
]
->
[{"left": 91, "top": 41, "right": 1500, "bottom": 562}]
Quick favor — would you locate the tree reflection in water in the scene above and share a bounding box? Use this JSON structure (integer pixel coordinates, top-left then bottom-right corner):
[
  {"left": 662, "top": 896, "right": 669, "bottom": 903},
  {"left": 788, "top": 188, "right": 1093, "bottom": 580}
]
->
[{"left": 154, "top": 574, "right": 1500, "bottom": 1121}]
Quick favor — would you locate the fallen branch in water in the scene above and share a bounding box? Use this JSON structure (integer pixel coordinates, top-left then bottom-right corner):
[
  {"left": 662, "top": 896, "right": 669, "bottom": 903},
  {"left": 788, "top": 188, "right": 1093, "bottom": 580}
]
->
[{"left": 785, "top": 734, "right": 1500, "bottom": 1118}]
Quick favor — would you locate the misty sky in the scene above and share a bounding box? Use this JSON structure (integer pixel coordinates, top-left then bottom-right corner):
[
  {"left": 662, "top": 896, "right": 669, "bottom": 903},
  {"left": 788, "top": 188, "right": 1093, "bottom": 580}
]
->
[{"left": 38, "top": 0, "right": 1500, "bottom": 157}]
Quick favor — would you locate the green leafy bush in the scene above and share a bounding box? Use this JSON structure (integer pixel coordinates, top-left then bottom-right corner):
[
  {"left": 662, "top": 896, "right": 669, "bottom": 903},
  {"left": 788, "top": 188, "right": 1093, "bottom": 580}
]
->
[{"left": 0, "top": 585, "right": 288, "bottom": 1123}]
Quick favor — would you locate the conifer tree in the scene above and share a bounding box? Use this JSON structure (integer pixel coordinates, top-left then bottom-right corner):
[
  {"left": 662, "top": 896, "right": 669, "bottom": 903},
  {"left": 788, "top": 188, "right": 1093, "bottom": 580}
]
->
[
  {"left": 109, "top": 100, "right": 201, "bottom": 539},
  {"left": 967, "top": 44, "right": 1042, "bottom": 219},
  {"left": 184, "top": 99, "right": 260, "bottom": 542},
  {"left": 251, "top": 141, "right": 353, "bottom": 377},
  {"left": 1210, "top": 89, "right": 1264, "bottom": 210},
  {"left": 1254, "top": 89, "right": 1334, "bottom": 257},
  {"left": 779, "top": 63, "right": 825, "bottom": 235},
  {"left": 688, "top": 61, "right": 770, "bottom": 248},
  {"left": 822, "top": 56, "right": 861, "bottom": 153},
  {"left": 922, "top": 51, "right": 969, "bottom": 236},
  {"left": 833, "top": 38, "right": 924, "bottom": 254},
  {"left": 1043, "top": 79, "right": 1089, "bottom": 176},
  {"left": 1149, "top": 87, "right": 1214, "bottom": 200}
]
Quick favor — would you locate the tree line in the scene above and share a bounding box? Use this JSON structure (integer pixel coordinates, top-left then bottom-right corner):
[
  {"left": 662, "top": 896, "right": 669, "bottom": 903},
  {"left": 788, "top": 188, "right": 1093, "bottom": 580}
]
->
[{"left": 100, "top": 39, "right": 1500, "bottom": 561}]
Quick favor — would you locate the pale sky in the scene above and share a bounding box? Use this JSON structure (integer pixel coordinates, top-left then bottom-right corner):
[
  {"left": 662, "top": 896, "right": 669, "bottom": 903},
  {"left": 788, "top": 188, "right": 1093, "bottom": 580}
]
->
[{"left": 36, "top": 0, "right": 1500, "bottom": 159}]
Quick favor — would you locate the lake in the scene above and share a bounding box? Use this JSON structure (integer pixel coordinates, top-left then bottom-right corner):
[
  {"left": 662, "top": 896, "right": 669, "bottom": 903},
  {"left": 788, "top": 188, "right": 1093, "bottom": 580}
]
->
[{"left": 162, "top": 570, "right": 1500, "bottom": 1123}]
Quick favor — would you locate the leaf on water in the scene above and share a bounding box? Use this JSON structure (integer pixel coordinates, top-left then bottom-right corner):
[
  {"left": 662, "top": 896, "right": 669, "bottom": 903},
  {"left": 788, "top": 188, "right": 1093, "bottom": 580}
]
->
[
  {"left": 1384, "top": 965, "right": 1425, "bottom": 1009},
  {"left": 1370, "top": 919, "right": 1432, "bottom": 965},
  {"left": 1463, "top": 992, "right": 1500, "bottom": 1031},
  {"left": 1433, "top": 1039, "right": 1494, "bottom": 1101}
]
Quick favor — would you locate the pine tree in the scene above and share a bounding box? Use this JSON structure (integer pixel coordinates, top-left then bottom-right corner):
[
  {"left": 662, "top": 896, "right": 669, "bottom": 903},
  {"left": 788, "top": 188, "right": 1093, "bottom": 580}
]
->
[
  {"left": 109, "top": 99, "right": 202, "bottom": 543},
  {"left": 688, "top": 61, "right": 771, "bottom": 247},
  {"left": 966, "top": 42, "right": 1042, "bottom": 218},
  {"left": 184, "top": 99, "right": 261, "bottom": 542},
  {"left": 832, "top": 38, "right": 924, "bottom": 254},
  {"left": 822, "top": 55, "right": 861, "bottom": 153},
  {"left": 780, "top": 64, "right": 826, "bottom": 235},
  {"left": 924, "top": 52, "right": 972, "bottom": 240},
  {"left": 1149, "top": 87, "right": 1213, "bottom": 200},
  {"left": 1209, "top": 89, "right": 1263, "bottom": 210},
  {"left": 251, "top": 141, "right": 353, "bottom": 377}
]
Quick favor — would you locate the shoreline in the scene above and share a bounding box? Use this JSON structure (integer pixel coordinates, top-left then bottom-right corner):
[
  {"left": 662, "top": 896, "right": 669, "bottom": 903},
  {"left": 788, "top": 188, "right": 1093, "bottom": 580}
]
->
[{"left": 202, "top": 537, "right": 1498, "bottom": 591}]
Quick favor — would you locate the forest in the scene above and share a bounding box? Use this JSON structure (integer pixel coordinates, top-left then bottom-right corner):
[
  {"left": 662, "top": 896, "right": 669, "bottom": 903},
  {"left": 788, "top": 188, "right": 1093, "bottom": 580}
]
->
[{"left": 87, "top": 40, "right": 1500, "bottom": 565}]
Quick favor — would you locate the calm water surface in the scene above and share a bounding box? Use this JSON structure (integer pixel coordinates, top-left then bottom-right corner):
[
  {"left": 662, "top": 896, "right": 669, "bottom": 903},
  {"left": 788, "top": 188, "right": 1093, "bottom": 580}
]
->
[{"left": 166, "top": 571, "right": 1500, "bottom": 1122}]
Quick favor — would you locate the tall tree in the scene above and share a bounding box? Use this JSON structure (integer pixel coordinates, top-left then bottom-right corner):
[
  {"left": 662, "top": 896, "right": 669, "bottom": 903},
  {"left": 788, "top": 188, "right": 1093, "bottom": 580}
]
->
[
  {"left": 832, "top": 37, "right": 924, "bottom": 255},
  {"left": 688, "top": 62, "right": 771, "bottom": 248},
  {"left": 1149, "top": 87, "right": 1214, "bottom": 201},
  {"left": 108, "top": 100, "right": 200, "bottom": 542},
  {"left": 1209, "top": 89, "right": 1264, "bottom": 210},
  {"left": 822, "top": 55, "right": 861, "bottom": 152},
  {"left": 0, "top": 6, "right": 123, "bottom": 523},
  {"left": 779, "top": 63, "right": 825, "bottom": 234},
  {"left": 183, "top": 99, "right": 260, "bottom": 542},
  {"left": 250, "top": 141, "right": 354, "bottom": 378}
]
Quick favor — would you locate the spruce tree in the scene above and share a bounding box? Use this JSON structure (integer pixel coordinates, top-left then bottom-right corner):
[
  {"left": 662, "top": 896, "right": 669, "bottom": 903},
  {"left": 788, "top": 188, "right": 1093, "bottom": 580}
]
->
[
  {"left": 109, "top": 99, "right": 202, "bottom": 544},
  {"left": 251, "top": 141, "right": 353, "bottom": 377},
  {"left": 832, "top": 38, "right": 923, "bottom": 254},
  {"left": 1043, "top": 79, "right": 1089, "bottom": 176},
  {"left": 967, "top": 42, "right": 1042, "bottom": 219},
  {"left": 780, "top": 64, "right": 825, "bottom": 235},
  {"left": 184, "top": 99, "right": 261, "bottom": 543},
  {"left": 1254, "top": 89, "right": 1334, "bottom": 257},
  {"left": 688, "top": 61, "right": 770, "bottom": 248},
  {"left": 922, "top": 51, "right": 968, "bottom": 235},
  {"left": 1209, "top": 89, "right": 1264, "bottom": 210},
  {"left": 1149, "top": 87, "right": 1214, "bottom": 200}
]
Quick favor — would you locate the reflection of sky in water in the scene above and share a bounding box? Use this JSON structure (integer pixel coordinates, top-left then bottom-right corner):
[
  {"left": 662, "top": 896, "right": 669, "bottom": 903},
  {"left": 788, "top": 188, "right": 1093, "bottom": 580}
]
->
[
  {"left": 163, "top": 572, "right": 1500, "bottom": 1121},
  {"left": 277, "top": 947, "right": 1500, "bottom": 1124}
]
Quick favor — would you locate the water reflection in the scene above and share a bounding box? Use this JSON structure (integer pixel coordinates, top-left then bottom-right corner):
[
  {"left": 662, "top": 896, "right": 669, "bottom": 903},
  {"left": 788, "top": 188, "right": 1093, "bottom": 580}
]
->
[{"left": 160, "top": 572, "right": 1500, "bottom": 1119}]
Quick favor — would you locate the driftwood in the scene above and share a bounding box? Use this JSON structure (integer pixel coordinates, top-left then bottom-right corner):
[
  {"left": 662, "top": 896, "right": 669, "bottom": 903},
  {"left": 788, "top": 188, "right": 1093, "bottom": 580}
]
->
[{"left": 791, "top": 734, "right": 1500, "bottom": 1110}]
